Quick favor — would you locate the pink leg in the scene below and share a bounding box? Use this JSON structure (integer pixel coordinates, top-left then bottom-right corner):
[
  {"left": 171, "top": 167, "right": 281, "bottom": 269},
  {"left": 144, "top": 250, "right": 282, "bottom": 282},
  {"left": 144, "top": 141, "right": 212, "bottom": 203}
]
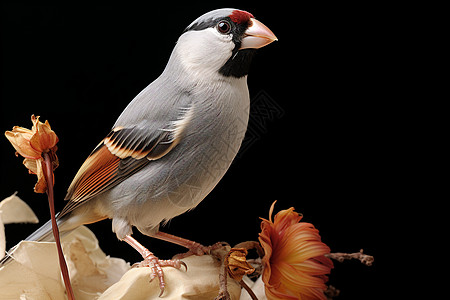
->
[
  {"left": 154, "top": 231, "right": 224, "bottom": 259},
  {"left": 123, "top": 235, "right": 186, "bottom": 296}
]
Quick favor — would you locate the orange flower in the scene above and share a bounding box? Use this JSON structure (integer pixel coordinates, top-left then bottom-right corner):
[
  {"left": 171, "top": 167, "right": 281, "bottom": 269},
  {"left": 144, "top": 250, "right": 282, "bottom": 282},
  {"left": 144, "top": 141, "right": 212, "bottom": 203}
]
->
[
  {"left": 5, "top": 115, "right": 59, "bottom": 193},
  {"left": 258, "top": 201, "right": 333, "bottom": 300}
]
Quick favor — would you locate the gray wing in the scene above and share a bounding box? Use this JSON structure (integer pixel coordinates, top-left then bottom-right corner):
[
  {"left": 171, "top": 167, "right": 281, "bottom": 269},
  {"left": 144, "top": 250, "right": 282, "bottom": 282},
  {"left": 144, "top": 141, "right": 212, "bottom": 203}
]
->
[{"left": 61, "top": 79, "right": 194, "bottom": 217}]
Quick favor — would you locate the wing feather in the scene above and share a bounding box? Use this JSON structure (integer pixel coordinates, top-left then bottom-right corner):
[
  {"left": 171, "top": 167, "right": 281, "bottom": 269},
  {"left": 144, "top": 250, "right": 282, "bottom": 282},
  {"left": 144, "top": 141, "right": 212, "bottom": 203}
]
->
[{"left": 59, "top": 104, "right": 194, "bottom": 218}]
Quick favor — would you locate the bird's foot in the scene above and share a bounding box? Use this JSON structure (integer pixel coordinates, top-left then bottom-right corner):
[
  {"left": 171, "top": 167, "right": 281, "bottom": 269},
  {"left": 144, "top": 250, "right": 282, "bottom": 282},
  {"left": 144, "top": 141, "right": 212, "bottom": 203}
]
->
[
  {"left": 173, "top": 241, "right": 227, "bottom": 259},
  {"left": 123, "top": 235, "right": 186, "bottom": 297},
  {"left": 153, "top": 231, "right": 228, "bottom": 259},
  {"left": 132, "top": 248, "right": 187, "bottom": 297}
]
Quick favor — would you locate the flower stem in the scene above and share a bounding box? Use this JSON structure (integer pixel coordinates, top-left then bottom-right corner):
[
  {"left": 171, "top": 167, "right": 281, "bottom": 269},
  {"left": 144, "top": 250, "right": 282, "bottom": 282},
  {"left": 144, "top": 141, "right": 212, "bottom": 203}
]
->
[
  {"left": 43, "top": 152, "right": 75, "bottom": 300},
  {"left": 239, "top": 279, "right": 259, "bottom": 300}
]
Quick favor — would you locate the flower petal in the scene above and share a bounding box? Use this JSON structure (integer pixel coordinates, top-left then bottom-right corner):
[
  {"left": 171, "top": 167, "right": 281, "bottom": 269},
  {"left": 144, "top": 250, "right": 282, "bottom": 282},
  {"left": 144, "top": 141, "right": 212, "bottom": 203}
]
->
[
  {"left": 259, "top": 202, "right": 333, "bottom": 300},
  {"left": 23, "top": 158, "right": 38, "bottom": 174},
  {"left": 226, "top": 248, "right": 255, "bottom": 281},
  {"left": 11, "top": 126, "right": 34, "bottom": 135},
  {"left": 33, "top": 158, "right": 48, "bottom": 193},
  {"left": 5, "top": 129, "right": 41, "bottom": 159},
  {"left": 264, "top": 284, "right": 298, "bottom": 300},
  {"left": 275, "top": 223, "right": 329, "bottom": 260},
  {"left": 29, "top": 115, "right": 58, "bottom": 152},
  {"left": 273, "top": 262, "right": 329, "bottom": 300},
  {"left": 292, "top": 258, "right": 333, "bottom": 276},
  {"left": 276, "top": 262, "right": 327, "bottom": 289},
  {"left": 22, "top": 158, "right": 48, "bottom": 193},
  {"left": 273, "top": 207, "right": 302, "bottom": 232}
]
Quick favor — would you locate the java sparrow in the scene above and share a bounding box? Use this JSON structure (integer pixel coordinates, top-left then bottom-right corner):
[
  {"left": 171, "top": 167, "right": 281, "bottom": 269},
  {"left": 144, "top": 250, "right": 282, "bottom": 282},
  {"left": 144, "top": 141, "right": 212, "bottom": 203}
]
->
[{"left": 2, "top": 8, "right": 277, "bottom": 294}]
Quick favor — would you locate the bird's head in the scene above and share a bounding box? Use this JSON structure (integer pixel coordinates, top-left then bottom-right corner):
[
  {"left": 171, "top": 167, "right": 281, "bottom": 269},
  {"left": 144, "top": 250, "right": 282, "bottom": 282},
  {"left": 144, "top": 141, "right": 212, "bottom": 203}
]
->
[{"left": 172, "top": 8, "right": 277, "bottom": 80}]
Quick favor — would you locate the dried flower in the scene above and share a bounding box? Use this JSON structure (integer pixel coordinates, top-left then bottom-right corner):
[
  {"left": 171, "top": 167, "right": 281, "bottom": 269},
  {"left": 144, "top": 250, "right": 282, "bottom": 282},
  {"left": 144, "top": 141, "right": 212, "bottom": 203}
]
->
[
  {"left": 226, "top": 248, "right": 255, "bottom": 281},
  {"left": 258, "top": 201, "right": 333, "bottom": 300},
  {"left": 5, "top": 115, "right": 59, "bottom": 193}
]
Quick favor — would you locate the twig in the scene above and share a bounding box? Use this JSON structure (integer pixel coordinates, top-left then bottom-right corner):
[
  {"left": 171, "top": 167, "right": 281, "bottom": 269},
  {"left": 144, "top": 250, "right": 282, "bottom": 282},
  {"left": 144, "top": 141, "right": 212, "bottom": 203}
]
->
[
  {"left": 215, "top": 271, "right": 231, "bottom": 300},
  {"left": 325, "top": 249, "right": 374, "bottom": 266},
  {"left": 239, "top": 279, "right": 259, "bottom": 300},
  {"left": 325, "top": 285, "right": 340, "bottom": 300},
  {"left": 233, "top": 241, "right": 264, "bottom": 258},
  {"left": 43, "top": 152, "right": 75, "bottom": 300}
]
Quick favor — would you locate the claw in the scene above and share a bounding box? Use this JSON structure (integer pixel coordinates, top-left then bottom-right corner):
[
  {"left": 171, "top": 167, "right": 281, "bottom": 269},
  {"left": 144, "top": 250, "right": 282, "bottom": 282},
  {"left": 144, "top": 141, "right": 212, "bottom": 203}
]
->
[
  {"left": 132, "top": 253, "right": 186, "bottom": 297},
  {"left": 123, "top": 235, "right": 186, "bottom": 297},
  {"left": 173, "top": 241, "right": 228, "bottom": 259},
  {"left": 180, "top": 260, "right": 188, "bottom": 272}
]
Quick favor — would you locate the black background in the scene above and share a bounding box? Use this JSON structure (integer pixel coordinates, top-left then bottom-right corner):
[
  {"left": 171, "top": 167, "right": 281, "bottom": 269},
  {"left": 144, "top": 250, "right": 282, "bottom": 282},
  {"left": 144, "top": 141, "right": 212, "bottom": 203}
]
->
[{"left": 0, "top": 2, "right": 389, "bottom": 299}]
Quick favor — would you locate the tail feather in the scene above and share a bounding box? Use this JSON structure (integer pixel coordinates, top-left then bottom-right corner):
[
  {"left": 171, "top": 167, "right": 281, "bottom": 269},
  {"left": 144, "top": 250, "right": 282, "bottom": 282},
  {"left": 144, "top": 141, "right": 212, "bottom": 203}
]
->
[{"left": 24, "top": 218, "right": 55, "bottom": 242}]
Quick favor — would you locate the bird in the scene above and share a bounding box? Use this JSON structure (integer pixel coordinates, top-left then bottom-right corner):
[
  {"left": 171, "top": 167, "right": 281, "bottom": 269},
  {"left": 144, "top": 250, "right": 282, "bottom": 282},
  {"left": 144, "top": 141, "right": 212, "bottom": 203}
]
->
[{"left": 2, "top": 8, "right": 277, "bottom": 295}]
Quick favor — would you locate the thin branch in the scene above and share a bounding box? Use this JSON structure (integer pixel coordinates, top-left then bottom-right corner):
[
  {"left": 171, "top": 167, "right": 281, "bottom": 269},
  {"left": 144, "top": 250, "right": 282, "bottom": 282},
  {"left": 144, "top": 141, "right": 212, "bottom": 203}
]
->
[
  {"left": 43, "top": 152, "right": 75, "bottom": 300},
  {"left": 233, "top": 241, "right": 264, "bottom": 258},
  {"left": 215, "top": 273, "right": 231, "bottom": 300},
  {"left": 325, "top": 285, "right": 340, "bottom": 300},
  {"left": 239, "top": 279, "right": 259, "bottom": 300},
  {"left": 214, "top": 246, "right": 231, "bottom": 300},
  {"left": 325, "top": 249, "right": 374, "bottom": 266}
]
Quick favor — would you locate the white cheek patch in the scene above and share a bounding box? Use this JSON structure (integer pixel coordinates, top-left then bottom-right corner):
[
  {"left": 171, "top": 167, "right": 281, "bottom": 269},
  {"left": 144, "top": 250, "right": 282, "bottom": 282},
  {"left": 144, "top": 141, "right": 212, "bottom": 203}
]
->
[{"left": 176, "top": 28, "right": 235, "bottom": 78}]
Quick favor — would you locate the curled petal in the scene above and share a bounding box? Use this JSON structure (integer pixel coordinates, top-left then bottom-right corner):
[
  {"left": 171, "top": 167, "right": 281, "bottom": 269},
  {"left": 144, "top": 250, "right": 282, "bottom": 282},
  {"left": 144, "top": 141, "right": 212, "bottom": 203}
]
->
[
  {"left": 226, "top": 248, "right": 255, "bottom": 281},
  {"left": 5, "top": 128, "right": 41, "bottom": 159},
  {"left": 23, "top": 158, "right": 48, "bottom": 193},
  {"left": 30, "top": 115, "right": 58, "bottom": 152},
  {"left": 23, "top": 158, "right": 38, "bottom": 175},
  {"left": 273, "top": 207, "right": 303, "bottom": 232},
  {"left": 10, "top": 126, "right": 34, "bottom": 136}
]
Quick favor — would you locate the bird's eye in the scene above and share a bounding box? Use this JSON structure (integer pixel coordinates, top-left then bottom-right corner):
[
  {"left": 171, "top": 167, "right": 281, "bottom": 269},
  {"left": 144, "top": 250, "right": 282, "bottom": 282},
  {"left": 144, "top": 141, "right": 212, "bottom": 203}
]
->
[{"left": 217, "top": 20, "right": 231, "bottom": 34}]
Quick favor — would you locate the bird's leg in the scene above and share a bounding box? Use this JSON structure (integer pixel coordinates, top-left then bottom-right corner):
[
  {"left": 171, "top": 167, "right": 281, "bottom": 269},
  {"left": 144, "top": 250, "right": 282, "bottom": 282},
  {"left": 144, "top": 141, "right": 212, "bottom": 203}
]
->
[
  {"left": 122, "top": 235, "right": 186, "bottom": 296},
  {"left": 154, "top": 231, "right": 225, "bottom": 259}
]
